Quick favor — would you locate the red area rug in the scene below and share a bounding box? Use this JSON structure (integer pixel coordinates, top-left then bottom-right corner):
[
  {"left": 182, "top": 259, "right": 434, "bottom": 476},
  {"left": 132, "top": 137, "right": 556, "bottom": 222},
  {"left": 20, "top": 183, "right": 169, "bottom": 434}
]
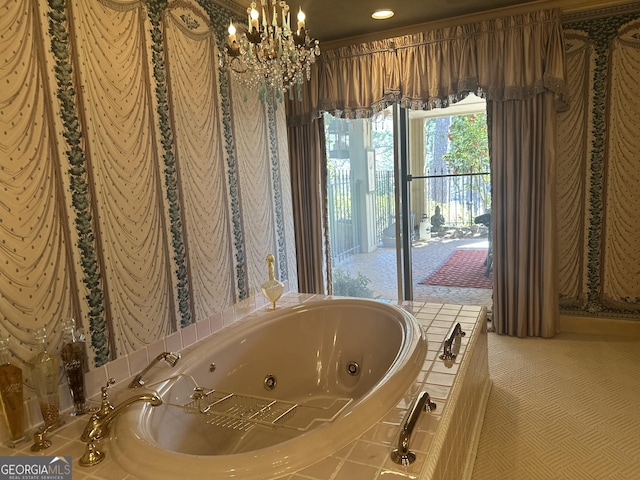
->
[{"left": 421, "top": 249, "right": 492, "bottom": 289}]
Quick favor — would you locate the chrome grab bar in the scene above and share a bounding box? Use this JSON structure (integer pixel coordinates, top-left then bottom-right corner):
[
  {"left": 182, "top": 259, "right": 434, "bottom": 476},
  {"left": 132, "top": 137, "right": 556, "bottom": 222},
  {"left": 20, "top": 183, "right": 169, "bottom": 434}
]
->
[
  {"left": 390, "top": 391, "right": 437, "bottom": 465},
  {"left": 439, "top": 322, "right": 466, "bottom": 361}
]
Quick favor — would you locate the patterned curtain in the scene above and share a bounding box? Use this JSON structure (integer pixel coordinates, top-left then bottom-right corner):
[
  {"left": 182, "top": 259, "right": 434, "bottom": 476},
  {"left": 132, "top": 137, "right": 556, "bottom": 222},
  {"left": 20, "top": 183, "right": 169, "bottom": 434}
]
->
[
  {"left": 71, "top": 0, "right": 177, "bottom": 356},
  {"left": 558, "top": 14, "right": 640, "bottom": 315},
  {"left": 163, "top": 8, "right": 235, "bottom": 322},
  {"left": 600, "top": 23, "right": 640, "bottom": 311},
  {"left": 0, "top": 0, "right": 79, "bottom": 371}
]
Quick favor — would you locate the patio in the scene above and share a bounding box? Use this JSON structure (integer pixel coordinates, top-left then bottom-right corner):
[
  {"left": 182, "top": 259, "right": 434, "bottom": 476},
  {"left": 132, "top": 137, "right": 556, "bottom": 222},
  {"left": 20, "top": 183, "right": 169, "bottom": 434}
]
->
[{"left": 333, "top": 236, "right": 493, "bottom": 307}]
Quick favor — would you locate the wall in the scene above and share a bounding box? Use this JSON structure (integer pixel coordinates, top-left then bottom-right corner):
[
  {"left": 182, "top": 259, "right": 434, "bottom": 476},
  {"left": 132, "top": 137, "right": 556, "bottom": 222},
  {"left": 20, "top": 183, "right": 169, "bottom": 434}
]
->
[
  {"left": 558, "top": 4, "right": 640, "bottom": 321},
  {"left": 0, "top": 0, "right": 296, "bottom": 408}
]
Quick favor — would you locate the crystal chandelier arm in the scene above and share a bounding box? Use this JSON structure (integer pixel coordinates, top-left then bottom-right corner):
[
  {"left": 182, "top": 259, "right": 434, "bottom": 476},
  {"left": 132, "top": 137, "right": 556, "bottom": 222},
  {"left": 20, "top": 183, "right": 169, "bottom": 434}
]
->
[{"left": 225, "top": 0, "right": 319, "bottom": 102}]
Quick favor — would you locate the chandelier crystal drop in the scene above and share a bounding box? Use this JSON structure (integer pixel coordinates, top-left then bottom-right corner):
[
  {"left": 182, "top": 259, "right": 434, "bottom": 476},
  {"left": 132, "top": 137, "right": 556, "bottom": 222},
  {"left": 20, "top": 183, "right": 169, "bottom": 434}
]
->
[{"left": 225, "top": 0, "right": 320, "bottom": 104}]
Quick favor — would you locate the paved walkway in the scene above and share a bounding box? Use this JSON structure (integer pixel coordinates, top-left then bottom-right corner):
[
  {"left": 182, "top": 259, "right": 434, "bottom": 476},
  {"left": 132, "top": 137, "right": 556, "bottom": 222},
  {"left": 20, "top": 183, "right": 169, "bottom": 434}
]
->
[{"left": 334, "top": 236, "right": 493, "bottom": 307}]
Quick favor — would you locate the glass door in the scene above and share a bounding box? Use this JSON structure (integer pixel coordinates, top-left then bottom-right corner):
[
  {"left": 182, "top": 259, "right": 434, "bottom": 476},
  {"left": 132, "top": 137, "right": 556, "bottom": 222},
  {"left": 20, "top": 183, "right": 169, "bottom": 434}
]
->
[
  {"left": 324, "top": 106, "right": 406, "bottom": 301},
  {"left": 407, "top": 95, "right": 492, "bottom": 305},
  {"left": 324, "top": 95, "right": 491, "bottom": 304}
]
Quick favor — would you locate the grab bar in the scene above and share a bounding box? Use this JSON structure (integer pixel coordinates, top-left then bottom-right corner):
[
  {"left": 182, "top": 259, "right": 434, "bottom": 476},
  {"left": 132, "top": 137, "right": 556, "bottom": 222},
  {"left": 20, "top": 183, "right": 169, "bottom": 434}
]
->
[
  {"left": 390, "top": 391, "right": 437, "bottom": 465},
  {"left": 439, "top": 322, "right": 466, "bottom": 361}
]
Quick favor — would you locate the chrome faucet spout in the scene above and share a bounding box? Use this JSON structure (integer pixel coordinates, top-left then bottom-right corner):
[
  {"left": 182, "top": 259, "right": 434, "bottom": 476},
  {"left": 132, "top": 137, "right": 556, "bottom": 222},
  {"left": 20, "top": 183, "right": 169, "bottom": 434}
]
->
[{"left": 128, "top": 351, "right": 181, "bottom": 388}]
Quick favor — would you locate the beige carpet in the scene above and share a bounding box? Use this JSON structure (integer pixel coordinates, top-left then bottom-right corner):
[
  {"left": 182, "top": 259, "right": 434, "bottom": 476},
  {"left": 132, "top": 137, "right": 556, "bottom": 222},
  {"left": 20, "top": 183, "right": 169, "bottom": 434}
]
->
[{"left": 472, "top": 331, "right": 640, "bottom": 480}]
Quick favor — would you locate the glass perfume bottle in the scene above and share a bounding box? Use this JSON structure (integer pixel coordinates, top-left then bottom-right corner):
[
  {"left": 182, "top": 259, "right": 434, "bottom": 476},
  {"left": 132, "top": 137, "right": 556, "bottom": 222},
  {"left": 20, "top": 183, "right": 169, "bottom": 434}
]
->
[
  {"left": 261, "top": 253, "right": 284, "bottom": 309},
  {"left": 29, "top": 328, "right": 60, "bottom": 428},
  {"left": 0, "top": 336, "right": 24, "bottom": 446},
  {"left": 60, "top": 318, "right": 87, "bottom": 415}
]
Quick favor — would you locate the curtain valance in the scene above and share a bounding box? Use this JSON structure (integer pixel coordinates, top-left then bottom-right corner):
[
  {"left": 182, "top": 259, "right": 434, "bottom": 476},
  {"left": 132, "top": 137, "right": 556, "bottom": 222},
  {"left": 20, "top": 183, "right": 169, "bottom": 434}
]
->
[
  {"left": 318, "top": 38, "right": 400, "bottom": 118},
  {"left": 289, "top": 8, "right": 568, "bottom": 121}
]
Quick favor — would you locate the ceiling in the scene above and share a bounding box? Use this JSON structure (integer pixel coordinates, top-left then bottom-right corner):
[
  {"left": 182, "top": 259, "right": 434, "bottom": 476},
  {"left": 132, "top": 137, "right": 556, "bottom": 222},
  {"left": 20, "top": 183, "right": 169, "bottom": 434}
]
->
[{"left": 232, "top": 0, "right": 538, "bottom": 44}]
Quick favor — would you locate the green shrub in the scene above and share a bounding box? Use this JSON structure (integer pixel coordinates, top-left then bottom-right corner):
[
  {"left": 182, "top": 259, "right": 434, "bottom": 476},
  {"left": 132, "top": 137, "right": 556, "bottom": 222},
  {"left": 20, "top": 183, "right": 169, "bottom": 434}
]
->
[{"left": 332, "top": 269, "right": 374, "bottom": 298}]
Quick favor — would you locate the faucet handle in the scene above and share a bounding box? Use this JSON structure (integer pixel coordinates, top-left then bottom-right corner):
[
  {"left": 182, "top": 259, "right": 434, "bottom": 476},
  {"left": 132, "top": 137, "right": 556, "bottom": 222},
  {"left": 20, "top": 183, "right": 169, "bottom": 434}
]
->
[
  {"left": 102, "top": 378, "right": 116, "bottom": 396},
  {"left": 97, "top": 378, "right": 116, "bottom": 416},
  {"left": 30, "top": 423, "right": 54, "bottom": 452},
  {"left": 81, "top": 378, "right": 117, "bottom": 442}
]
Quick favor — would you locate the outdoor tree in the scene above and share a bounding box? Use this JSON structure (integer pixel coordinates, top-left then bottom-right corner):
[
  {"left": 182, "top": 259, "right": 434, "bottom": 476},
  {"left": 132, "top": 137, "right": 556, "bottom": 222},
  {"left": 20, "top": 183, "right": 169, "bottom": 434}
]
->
[
  {"left": 442, "top": 113, "right": 491, "bottom": 212},
  {"left": 442, "top": 113, "right": 489, "bottom": 174},
  {"left": 371, "top": 112, "right": 394, "bottom": 171},
  {"left": 424, "top": 117, "right": 451, "bottom": 212}
]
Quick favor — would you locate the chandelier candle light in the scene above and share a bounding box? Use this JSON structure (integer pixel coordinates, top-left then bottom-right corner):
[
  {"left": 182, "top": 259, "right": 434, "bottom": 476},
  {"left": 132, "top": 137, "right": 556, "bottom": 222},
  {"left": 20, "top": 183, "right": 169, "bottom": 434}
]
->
[{"left": 225, "top": 0, "right": 320, "bottom": 103}]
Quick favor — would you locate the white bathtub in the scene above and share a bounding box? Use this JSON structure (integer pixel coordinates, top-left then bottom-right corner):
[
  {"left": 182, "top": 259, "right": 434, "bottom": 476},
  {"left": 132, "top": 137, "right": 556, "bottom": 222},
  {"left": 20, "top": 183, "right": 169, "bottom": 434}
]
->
[{"left": 110, "top": 298, "right": 427, "bottom": 480}]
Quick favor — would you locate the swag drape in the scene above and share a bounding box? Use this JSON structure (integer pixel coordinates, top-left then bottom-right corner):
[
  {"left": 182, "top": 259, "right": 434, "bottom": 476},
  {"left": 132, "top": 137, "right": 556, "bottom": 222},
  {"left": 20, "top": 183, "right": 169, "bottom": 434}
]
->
[
  {"left": 286, "top": 9, "right": 567, "bottom": 336},
  {"left": 286, "top": 119, "right": 329, "bottom": 294},
  {"left": 490, "top": 95, "right": 560, "bottom": 337},
  {"left": 286, "top": 72, "right": 331, "bottom": 294}
]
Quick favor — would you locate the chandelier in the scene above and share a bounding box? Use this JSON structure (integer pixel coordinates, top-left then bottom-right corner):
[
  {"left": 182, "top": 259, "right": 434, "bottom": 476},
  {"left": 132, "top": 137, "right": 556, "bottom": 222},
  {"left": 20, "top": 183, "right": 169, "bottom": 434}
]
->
[{"left": 225, "top": 0, "right": 320, "bottom": 103}]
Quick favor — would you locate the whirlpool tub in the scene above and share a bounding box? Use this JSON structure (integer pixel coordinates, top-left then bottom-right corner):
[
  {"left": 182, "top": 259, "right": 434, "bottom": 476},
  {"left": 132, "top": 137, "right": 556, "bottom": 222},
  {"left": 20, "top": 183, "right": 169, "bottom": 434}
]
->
[{"left": 110, "top": 298, "right": 428, "bottom": 479}]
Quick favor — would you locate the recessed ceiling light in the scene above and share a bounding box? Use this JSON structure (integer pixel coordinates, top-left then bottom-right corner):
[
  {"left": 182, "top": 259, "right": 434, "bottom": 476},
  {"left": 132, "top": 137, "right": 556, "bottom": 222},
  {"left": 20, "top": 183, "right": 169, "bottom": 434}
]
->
[{"left": 372, "top": 9, "right": 394, "bottom": 20}]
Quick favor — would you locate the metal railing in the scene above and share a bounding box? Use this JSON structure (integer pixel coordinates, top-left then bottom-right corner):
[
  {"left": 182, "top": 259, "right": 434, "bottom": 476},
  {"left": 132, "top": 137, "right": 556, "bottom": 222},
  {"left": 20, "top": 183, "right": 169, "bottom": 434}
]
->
[
  {"left": 374, "top": 171, "right": 395, "bottom": 245},
  {"left": 327, "top": 170, "right": 361, "bottom": 264},
  {"left": 328, "top": 169, "right": 490, "bottom": 263},
  {"left": 420, "top": 170, "right": 491, "bottom": 228}
]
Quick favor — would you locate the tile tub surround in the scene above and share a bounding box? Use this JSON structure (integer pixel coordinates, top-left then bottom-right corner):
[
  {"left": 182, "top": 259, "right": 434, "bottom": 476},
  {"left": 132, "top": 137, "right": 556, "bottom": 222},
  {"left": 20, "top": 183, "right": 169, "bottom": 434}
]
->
[{"left": 0, "top": 295, "right": 490, "bottom": 480}]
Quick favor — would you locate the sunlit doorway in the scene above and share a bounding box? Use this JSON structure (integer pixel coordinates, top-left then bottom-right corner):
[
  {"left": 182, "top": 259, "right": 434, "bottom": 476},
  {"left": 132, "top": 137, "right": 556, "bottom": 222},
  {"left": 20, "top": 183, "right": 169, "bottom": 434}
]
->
[
  {"left": 408, "top": 96, "right": 492, "bottom": 305},
  {"left": 324, "top": 95, "right": 492, "bottom": 306}
]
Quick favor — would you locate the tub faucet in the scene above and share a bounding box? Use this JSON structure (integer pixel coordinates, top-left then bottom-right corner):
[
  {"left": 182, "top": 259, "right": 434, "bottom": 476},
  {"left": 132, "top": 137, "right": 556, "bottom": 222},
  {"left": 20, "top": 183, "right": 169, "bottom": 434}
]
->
[
  {"left": 80, "top": 378, "right": 162, "bottom": 467},
  {"left": 128, "top": 351, "right": 181, "bottom": 388}
]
